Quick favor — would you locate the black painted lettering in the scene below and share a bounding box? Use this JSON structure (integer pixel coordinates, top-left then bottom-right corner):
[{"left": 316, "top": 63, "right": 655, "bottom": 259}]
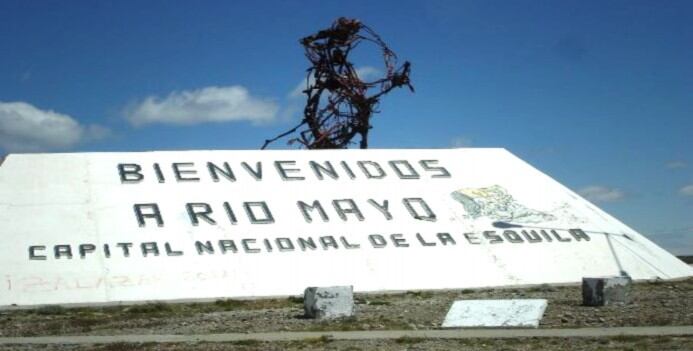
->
[
  {"left": 275, "top": 160, "right": 305, "bottom": 180},
  {"left": 134, "top": 203, "right": 164, "bottom": 227},
  {"left": 207, "top": 162, "right": 236, "bottom": 182},
  {"left": 419, "top": 160, "right": 451, "bottom": 178},
  {"left": 297, "top": 200, "right": 329, "bottom": 223},
  {"left": 103, "top": 244, "right": 111, "bottom": 258},
  {"left": 332, "top": 199, "right": 364, "bottom": 221},
  {"left": 241, "top": 162, "right": 263, "bottom": 180},
  {"left": 79, "top": 244, "right": 96, "bottom": 258},
  {"left": 186, "top": 203, "right": 216, "bottom": 226},
  {"left": 569, "top": 229, "right": 590, "bottom": 241},
  {"left": 416, "top": 233, "right": 437, "bottom": 246},
  {"left": 367, "top": 199, "right": 392, "bottom": 220},
  {"left": 320, "top": 236, "right": 339, "bottom": 250},
  {"left": 437, "top": 232, "right": 456, "bottom": 245},
  {"left": 54, "top": 245, "right": 73, "bottom": 259},
  {"left": 165, "top": 242, "right": 183, "bottom": 256},
  {"left": 141, "top": 242, "right": 160, "bottom": 257},
  {"left": 340, "top": 161, "right": 356, "bottom": 179},
  {"left": 309, "top": 161, "right": 338, "bottom": 180},
  {"left": 389, "top": 160, "right": 420, "bottom": 179},
  {"left": 116, "top": 243, "right": 133, "bottom": 257},
  {"left": 242, "top": 239, "right": 261, "bottom": 253},
  {"left": 552, "top": 230, "right": 571, "bottom": 242},
  {"left": 195, "top": 241, "right": 215, "bottom": 254},
  {"left": 521, "top": 230, "right": 542, "bottom": 243},
  {"left": 172, "top": 162, "right": 199, "bottom": 182},
  {"left": 29, "top": 246, "right": 47, "bottom": 260},
  {"left": 223, "top": 202, "right": 238, "bottom": 225},
  {"left": 276, "top": 238, "right": 295, "bottom": 251},
  {"left": 369, "top": 234, "right": 387, "bottom": 248},
  {"left": 263, "top": 239, "right": 273, "bottom": 252},
  {"left": 340, "top": 236, "right": 360, "bottom": 249},
  {"left": 540, "top": 230, "right": 553, "bottom": 242},
  {"left": 298, "top": 237, "right": 318, "bottom": 251},
  {"left": 185, "top": 202, "right": 217, "bottom": 226},
  {"left": 503, "top": 230, "right": 524, "bottom": 243},
  {"left": 244, "top": 202, "right": 275, "bottom": 224},
  {"left": 464, "top": 233, "right": 481, "bottom": 244},
  {"left": 391, "top": 234, "right": 409, "bottom": 247},
  {"left": 219, "top": 240, "right": 238, "bottom": 254},
  {"left": 483, "top": 231, "right": 503, "bottom": 244},
  {"left": 153, "top": 163, "right": 165, "bottom": 183},
  {"left": 403, "top": 198, "right": 437, "bottom": 221},
  {"left": 357, "top": 161, "right": 386, "bottom": 179},
  {"left": 118, "top": 163, "right": 143, "bottom": 183}
]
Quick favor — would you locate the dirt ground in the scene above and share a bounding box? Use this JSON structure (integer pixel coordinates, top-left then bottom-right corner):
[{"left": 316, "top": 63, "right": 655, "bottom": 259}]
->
[{"left": 0, "top": 278, "right": 691, "bottom": 350}]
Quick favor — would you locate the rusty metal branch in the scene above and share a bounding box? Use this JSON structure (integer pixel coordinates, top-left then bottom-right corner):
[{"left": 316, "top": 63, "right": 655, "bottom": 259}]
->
[{"left": 262, "top": 17, "right": 413, "bottom": 150}]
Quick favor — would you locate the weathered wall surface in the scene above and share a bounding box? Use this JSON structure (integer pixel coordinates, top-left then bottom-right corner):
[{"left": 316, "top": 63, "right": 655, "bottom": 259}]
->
[{"left": 0, "top": 149, "right": 690, "bottom": 307}]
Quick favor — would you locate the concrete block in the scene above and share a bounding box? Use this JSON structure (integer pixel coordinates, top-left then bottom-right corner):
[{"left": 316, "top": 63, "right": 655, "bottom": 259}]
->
[
  {"left": 442, "top": 299, "right": 548, "bottom": 328},
  {"left": 304, "top": 286, "right": 354, "bottom": 319},
  {"left": 582, "top": 276, "right": 632, "bottom": 306}
]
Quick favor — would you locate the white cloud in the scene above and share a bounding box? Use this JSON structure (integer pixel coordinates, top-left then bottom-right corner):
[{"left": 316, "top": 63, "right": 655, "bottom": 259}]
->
[
  {"left": 126, "top": 86, "right": 279, "bottom": 126},
  {"left": 578, "top": 185, "right": 626, "bottom": 203},
  {"left": 0, "top": 101, "right": 107, "bottom": 152},
  {"left": 355, "top": 66, "right": 380, "bottom": 80},
  {"left": 451, "top": 136, "right": 473, "bottom": 148},
  {"left": 666, "top": 161, "right": 687, "bottom": 169},
  {"left": 289, "top": 66, "right": 381, "bottom": 99},
  {"left": 680, "top": 184, "right": 693, "bottom": 197}
]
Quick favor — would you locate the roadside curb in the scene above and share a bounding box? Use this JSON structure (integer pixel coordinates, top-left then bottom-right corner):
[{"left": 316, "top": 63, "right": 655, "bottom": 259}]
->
[{"left": 1, "top": 326, "right": 692, "bottom": 345}]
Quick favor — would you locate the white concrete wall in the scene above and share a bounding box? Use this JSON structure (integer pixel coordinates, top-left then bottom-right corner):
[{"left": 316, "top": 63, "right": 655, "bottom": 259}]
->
[{"left": 0, "top": 149, "right": 690, "bottom": 307}]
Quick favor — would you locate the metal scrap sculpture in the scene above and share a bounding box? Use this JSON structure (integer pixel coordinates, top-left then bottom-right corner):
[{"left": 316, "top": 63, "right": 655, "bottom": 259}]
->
[{"left": 262, "top": 17, "right": 413, "bottom": 149}]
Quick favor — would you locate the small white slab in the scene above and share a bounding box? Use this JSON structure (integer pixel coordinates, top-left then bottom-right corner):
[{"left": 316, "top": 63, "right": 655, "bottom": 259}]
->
[{"left": 442, "top": 299, "right": 548, "bottom": 328}]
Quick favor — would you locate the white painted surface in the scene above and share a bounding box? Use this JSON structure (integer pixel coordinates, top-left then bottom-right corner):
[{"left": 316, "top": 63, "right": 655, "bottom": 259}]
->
[
  {"left": 442, "top": 299, "right": 548, "bottom": 328},
  {"left": 0, "top": 148, "right": 690, "bottom": 307}
]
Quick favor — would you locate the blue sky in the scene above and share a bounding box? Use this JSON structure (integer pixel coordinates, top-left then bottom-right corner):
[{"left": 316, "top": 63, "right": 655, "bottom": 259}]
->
[{"left": 0, "top": 1, "right": 691, "bottom": 253}]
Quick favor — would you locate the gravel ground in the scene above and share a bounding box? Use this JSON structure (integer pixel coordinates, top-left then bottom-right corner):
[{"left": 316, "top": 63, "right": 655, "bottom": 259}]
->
[{"left": 0, "top": 278, "right": 691, "bottom": 350}]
